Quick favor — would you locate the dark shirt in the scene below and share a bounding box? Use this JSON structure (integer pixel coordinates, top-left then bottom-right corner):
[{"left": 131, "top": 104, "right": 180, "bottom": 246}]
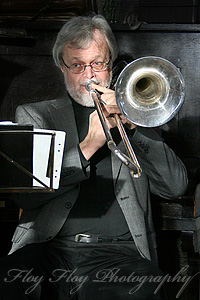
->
[{"left": 57, "top": 97, "right": 132, "bottom": 240}]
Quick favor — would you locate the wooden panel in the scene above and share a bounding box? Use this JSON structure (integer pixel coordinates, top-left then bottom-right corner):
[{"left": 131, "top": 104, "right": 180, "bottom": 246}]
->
[{"left": 0, "top": 0, "right": 98, "bottom": 22}]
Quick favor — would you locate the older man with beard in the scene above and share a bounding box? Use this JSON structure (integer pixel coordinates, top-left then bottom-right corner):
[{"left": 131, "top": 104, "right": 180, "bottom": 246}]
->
[{"left": 0, "top": 14, "right": 187, "bottom": 300}]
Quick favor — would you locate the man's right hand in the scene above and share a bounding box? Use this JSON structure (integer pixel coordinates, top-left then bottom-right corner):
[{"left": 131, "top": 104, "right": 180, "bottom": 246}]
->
[{"left": 79, "top": 109, "right": 116, "bottom": 161}]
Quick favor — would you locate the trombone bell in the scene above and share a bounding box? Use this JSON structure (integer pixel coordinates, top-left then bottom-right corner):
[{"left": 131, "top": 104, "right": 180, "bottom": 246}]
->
[
  {"left": 115, "top": 56, "right": 185, "bottom": 127},
  {"left": 85, "top": 56, "right": 185, "bottom": 179}
]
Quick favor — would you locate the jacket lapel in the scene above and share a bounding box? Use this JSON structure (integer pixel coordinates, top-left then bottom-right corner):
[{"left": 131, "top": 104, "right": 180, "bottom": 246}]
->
[{"left": 48, "top": 98, "right": 79, "bottom": 149}]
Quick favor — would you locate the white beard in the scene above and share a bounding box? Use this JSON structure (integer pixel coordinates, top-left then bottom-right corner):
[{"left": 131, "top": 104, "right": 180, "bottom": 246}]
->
[
  {"left": 64, "top": 73, "right": 112, "bottom": 107},
  {"left": 67, "top": 86, "right": 95, "bottom": 107}
]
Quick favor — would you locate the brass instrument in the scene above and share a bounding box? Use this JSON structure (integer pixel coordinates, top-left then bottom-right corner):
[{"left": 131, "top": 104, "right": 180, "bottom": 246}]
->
[{"left": 85, "top": 56, "right": 185, "bottom": 178}]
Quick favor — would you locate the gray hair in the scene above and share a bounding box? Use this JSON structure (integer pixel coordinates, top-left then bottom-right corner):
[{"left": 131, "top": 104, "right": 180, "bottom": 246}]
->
[{"left": 52, "top": 14, "right": 119, "bottom": 68}]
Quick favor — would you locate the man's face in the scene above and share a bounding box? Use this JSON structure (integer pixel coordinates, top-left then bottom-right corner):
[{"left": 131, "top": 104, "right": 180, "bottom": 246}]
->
[{"left": 61, "top": 31, "right": 112, "bottom": 107}]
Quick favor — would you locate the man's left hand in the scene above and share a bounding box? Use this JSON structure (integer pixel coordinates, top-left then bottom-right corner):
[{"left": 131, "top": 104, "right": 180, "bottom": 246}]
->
[{"left": 91, "top": 83, "right": 136, "bottom": 130}]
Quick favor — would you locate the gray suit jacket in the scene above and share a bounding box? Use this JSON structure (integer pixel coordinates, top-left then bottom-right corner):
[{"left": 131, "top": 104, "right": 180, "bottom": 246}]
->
[{"left": 10, "top": 96, "right": 188, "bottom": 262}]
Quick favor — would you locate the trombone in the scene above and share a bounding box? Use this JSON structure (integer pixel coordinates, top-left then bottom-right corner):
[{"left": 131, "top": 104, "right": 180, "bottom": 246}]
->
[{"left": 85, "top": 56, "right": 185, "bottom": 178}]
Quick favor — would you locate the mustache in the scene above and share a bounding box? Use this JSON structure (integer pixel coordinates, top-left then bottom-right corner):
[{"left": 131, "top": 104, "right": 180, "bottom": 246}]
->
[
  {"left": 80, "top": 78, "right": 102, "bottom": 87},
  {"left": 80, "top": 71, "right": 113, "bottom": 89}
]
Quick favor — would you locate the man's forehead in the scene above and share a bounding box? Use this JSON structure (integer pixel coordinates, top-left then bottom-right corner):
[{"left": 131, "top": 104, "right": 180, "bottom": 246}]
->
[{"left": 64, "top": 30, "right": 109, "bottom": 54}]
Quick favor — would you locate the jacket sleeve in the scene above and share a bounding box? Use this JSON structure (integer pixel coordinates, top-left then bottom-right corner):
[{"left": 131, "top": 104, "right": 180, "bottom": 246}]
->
[{"left": 131, "top": 127, "right": 188, "bottom": 199}]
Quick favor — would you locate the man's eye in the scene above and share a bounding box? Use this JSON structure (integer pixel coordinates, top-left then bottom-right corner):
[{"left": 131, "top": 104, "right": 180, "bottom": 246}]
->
[
  {"left": 94, "top": 62, "right": 102, "bottom": 66},
  {"left": 73, "top": 63, "right": 82, "bottom": 68}
]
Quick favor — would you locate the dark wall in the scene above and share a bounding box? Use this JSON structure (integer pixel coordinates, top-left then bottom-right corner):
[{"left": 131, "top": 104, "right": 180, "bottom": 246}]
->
[{"left": 0, "top": 28, "right": 66, "bottom": 121}]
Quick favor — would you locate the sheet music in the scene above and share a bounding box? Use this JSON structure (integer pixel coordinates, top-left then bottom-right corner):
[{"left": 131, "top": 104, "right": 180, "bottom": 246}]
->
[{"left": 33, "top": 129, "right": 66, "bottom": 189}]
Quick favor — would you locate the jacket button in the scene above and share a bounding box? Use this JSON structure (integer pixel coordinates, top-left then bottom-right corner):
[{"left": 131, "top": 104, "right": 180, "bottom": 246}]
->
[
  {"left": 65, "top": 202, "right": 72, "bottom": 209},
  {"left": 120, "top": 196, "right": 129, "bottom": 201},
  {"left": 135, "top": 234, "right": 142, "bottom": 238}
]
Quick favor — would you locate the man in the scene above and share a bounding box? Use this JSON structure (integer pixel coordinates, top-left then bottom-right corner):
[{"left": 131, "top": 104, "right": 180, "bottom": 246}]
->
[{"left": 0, "top": 14, "right": 188, "bottom": 300}]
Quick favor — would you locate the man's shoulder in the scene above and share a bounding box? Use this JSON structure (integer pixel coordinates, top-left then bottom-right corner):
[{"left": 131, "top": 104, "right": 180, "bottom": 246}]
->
[
  {"left": 15, "top": 97, "right": 73, "bottom": 128},
  {"left": 18, "top": 97, "right": 71, "bottom": 111}
]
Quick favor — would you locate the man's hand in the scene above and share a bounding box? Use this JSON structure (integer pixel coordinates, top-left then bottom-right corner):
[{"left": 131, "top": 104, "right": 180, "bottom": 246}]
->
[
  {"left": 80, "top": 83, "right": 137, "bottom": 161},
  {"left": 79, "top": 109, "right": 115, "bottom": 161}
]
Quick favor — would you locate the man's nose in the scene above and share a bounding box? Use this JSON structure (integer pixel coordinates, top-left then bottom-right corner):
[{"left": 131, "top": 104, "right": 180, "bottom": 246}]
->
[{"left": 84, "top": 65, "right": 95, "bottom": 78}]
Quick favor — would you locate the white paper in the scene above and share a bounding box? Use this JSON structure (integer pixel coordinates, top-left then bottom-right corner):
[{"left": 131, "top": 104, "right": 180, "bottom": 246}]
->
[
  {"left": 0, "top": 121, "right": 18, "bottom": 125},
  {"left": 33, "top": 129, "right": 66, "bottom": 189}
]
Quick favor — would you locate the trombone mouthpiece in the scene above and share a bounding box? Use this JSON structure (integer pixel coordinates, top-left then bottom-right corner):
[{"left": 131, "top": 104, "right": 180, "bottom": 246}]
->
[
  {"left": 85, "top": 80, "right": 92, "bottom": 91},
  {"left": 85, "top": 79, "right": 98, "bottom": 91}
]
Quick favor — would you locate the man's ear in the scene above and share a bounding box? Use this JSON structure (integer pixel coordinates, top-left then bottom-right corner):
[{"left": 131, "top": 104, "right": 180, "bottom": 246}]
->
[{"left": 60, "top": 59, "right": 64, "bottom": 73}]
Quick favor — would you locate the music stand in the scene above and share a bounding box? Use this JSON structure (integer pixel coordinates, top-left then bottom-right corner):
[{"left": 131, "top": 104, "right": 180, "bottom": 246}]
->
[{"left": 0, "top": 126, "right": 58, "bottom": 193}]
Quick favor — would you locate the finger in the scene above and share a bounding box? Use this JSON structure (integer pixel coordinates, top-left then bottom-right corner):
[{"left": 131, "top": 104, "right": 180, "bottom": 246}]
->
[
  {"left": 120, "top": 115, "right": 137, "bottom": 129},
  {"left": 101, "top": 104, "right": 120, "bottom": 120},
  {"left": 101, "top": 104, "right": 111, "bottom": 118},
  {"left": 106, "top": 116, "right": 117, "bottom": 128},
  {"left": 91, "top": 83, "right": 111, "bottom": 93},
  {"left": 101, "top": 92, "right": 116, "bottom": 105},
  {"left": 101, "top": 92, "right": 118, "bottom": 109},
  {"left": 104, "top": 105, "right": 121, "bottom": 115}
]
